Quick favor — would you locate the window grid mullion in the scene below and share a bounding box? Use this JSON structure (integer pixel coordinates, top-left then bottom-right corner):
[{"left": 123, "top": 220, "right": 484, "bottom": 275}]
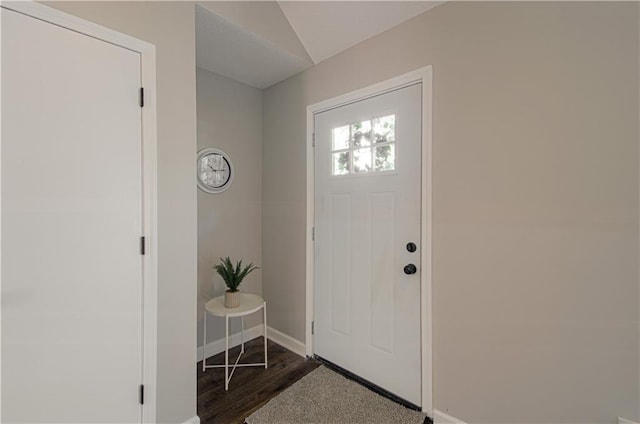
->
[
  {"left": 369, "top": 119, "right": 374, "bottom": 172},
  {"left": 349, "top": 123, "right": 354, "bottom": 174}
]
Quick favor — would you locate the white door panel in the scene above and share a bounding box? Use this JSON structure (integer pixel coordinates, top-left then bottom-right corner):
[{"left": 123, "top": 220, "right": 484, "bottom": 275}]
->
[
  {"left": 314, "top": 84, "right": 422, "bottom": 405},
  {"left": 2, "top": 9, "right": 143, "bottom": 422}
]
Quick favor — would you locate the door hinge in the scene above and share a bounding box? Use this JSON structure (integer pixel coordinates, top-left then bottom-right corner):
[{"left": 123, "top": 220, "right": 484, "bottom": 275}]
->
[
  {"left": 140, "top": 236, "right": 145, "bottom": 255},
  {"left": 139, "top": 384, "right": 144, "bottom": 405},
  {"left": 311, "top": 321, "right": 315, "bottom": 335},
  {"left": 312, "top": 133, "right": 315, "bottom": 147},
  {"left": 139, "top": 87, "right": 144, "bottom": 108},
  {"left": 312, "top": 227, "right": 315, "bottom": 241}
]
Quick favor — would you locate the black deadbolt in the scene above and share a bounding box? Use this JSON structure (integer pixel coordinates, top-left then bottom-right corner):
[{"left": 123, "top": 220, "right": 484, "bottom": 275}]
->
[
  {"left": 404, "top": 264, "right": 417, "bottom": 275},
  {"left": 406, "top": 242, "right": 417, "bottom": 253}
]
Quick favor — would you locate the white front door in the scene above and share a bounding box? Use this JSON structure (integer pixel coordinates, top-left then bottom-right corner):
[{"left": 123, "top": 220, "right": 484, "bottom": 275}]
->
[
  {"left": 314, "top": 83, "right": 422, "bottom": 406},
  {"left": 2, "top": 8, "right": 144, "bottom": 422}
]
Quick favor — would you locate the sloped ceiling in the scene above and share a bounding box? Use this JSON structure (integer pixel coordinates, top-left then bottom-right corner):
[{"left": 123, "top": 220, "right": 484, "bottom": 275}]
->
[
  {"left": 196, "top": 1, "right": 444, "bottom": 89},
  {"left": 196, "top": 2, "right": 313, "bottom": 89},
  {"left": 278, "top": 1, "right": 444, "bottom": 64}
]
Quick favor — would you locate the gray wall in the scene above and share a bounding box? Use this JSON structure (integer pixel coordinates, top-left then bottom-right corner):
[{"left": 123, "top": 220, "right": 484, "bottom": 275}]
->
[
  {"left": 45, "top": 2, "right": 197, "bottom": 423},
  {"left": 197, "top": 68, "right": 263, "bottom": 348},
  {"left": 262, "top": 2, "right": 639, "bottom": 423}
]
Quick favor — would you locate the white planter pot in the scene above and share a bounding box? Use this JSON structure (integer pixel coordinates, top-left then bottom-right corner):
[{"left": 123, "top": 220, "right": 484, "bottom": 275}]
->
[{"left": 224, "top": 290, "right": 240, "bottom": 308}]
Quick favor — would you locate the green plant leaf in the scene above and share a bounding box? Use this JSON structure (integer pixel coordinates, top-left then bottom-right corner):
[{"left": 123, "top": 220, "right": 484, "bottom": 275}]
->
[{"left": 212, "top": 257, "right": 260, "bottom": 292}]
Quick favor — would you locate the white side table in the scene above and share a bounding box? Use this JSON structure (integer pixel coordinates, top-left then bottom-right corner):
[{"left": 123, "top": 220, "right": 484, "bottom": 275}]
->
[{"left": 202, "top": 293, "right": 268, "bottom": 390}]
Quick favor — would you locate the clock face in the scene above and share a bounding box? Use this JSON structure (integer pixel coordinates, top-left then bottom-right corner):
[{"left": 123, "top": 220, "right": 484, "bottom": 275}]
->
[{"left": 197, "top": 148, "right": 233, "bottom": 193}]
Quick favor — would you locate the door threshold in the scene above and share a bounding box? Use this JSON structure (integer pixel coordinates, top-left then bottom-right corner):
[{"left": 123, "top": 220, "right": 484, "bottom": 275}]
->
[{"left": 313, "top": 355, "right": 422, "bottom": 412}]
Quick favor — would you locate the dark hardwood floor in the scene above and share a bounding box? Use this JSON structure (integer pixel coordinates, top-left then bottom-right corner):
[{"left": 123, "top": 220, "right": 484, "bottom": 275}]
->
[{"left": 197, "top": 337, "right": 320, "bottom": 424}]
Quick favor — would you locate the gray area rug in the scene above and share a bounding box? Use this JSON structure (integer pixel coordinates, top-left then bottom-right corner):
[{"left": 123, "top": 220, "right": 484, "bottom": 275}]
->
[{"left": 245, "top": 366, "right": 427, "bottom": 424}]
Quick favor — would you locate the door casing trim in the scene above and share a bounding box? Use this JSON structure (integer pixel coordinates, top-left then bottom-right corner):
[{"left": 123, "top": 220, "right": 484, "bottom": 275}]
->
[
  {"left": 305, "top": 66, "right": 433, "bottom": 415},
  {"left": 0, "top": 2, "right": 159, "bottom": 422}
]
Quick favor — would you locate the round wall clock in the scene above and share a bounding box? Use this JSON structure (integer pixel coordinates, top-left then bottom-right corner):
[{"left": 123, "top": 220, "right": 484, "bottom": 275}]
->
[{"left": 197, "top": 148, "right": 234, "bottom": 194}]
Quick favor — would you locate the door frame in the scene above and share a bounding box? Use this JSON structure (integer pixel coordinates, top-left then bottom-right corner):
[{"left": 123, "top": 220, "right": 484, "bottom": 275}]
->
[
  {"left": 305, "top": 66, "right": 433, "bottom": 415},
  {"left": 0, "top": 2, "right": 158, "bottom": 422}
]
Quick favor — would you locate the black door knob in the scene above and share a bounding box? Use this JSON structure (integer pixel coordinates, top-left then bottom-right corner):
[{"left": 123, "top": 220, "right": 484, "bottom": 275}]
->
[
  {"left": 406, "top": 242, "right": 417, "bottom": 253},
  {"left": 404, "top": 264, "right": 417, "bottom": 275}
]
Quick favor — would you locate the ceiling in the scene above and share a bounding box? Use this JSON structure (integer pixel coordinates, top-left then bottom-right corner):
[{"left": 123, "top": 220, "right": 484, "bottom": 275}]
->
[
  {"left": 277, "top": 1, "right": 443, "bottom": 64},
  {"left": 196, "top": 1, "right": 444, "bottom": 89}
]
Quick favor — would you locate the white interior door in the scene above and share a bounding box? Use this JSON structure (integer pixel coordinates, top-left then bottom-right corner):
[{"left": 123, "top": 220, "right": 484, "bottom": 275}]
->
[
  {"left": 314, "top": 83, "right": 422, "bottom": 406},
  {"left": 2, "top": 8, "right": 144, "bottom": 422}
]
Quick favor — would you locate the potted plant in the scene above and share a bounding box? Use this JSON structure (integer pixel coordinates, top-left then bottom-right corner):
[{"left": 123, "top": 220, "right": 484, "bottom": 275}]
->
[{"left": 213, "top": 257, "right": 259, "bottom": 308}]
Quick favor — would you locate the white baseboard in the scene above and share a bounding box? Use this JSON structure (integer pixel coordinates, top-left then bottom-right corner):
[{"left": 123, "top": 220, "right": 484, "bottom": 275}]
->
[
  {"left": 197, "top": 325, "right": 264, "bottom": 362},
  {"left": 432, "top": 409, "right": 468, "bottom": 424},
  {"left": 196, "top": 325, "right": 306, "bottom": 362},
  {"left": 180, "top": 416, "right": 200, "bottom": 424},
  {"left": 267, "top": 326, "right": 306, "bottom": 357},
  {"left": 430, "top": 412, "right": 636, "bottom": 424}
]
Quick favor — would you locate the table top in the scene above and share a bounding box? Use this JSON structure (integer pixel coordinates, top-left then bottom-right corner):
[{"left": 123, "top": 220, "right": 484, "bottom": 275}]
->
[{"left": 205, "top": 293, "right": 265, "bottom": 317}]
